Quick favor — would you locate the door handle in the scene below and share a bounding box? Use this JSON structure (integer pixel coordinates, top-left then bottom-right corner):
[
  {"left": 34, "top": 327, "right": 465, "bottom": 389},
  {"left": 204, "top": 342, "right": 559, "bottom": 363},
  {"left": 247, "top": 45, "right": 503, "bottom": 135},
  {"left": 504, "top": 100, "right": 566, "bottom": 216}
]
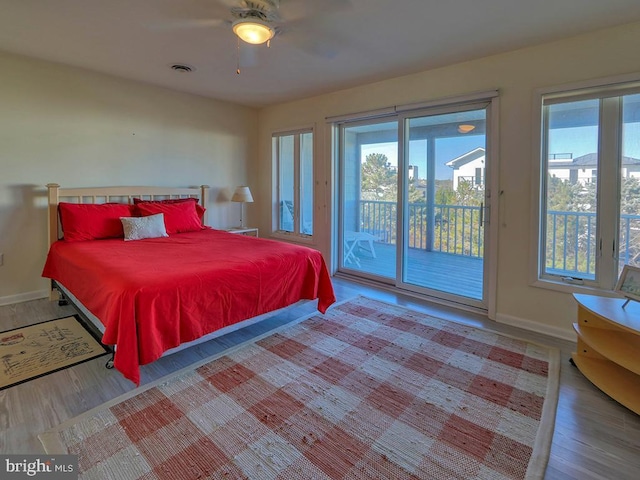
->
[{"left": 479, "top": 202, "right": 484, "bottom": 227}]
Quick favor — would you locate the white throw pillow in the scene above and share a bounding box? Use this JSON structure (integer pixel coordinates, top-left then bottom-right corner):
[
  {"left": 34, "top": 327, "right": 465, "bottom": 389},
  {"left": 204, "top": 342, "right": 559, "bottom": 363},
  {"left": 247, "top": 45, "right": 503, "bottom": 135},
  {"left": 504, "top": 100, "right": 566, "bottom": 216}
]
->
[{"left": 120, "top": 213, "right": 168, "bottom": 241}]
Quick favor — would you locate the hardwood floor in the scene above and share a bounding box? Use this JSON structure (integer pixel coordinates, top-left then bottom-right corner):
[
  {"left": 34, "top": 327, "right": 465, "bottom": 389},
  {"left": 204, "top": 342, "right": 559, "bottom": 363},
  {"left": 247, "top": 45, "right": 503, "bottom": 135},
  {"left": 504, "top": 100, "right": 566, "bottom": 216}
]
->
[{"left": 1, "top": 277, "right": 639, "bottom": 479}]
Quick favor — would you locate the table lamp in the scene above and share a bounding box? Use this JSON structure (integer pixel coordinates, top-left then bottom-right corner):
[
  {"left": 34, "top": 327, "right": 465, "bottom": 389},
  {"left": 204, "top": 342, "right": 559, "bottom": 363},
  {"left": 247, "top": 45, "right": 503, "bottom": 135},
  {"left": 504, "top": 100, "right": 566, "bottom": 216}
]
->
[{"left": 231, "top": 185, "right": 254, "bottom": 228}]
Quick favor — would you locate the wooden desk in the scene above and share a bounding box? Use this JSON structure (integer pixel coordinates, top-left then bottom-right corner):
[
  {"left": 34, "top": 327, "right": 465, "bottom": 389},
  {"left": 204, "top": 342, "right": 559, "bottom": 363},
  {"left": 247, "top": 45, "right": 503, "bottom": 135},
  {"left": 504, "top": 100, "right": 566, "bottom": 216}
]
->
[{"left": 572, "top": 293, "right": 640, "bottom": 415}]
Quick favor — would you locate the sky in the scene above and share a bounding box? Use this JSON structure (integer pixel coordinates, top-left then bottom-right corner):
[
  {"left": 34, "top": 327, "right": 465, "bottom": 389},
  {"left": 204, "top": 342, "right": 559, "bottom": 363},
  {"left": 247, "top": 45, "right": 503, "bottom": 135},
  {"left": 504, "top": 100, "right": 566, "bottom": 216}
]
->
[
  {"left": 361, "top": 135, "right": 484, "bottom": 181},
  {"left": 550, "top": 125, "right": 640, "bottom": 159},
  {"left": 361, "top": 123, "right": 640, "bottom": 181}
]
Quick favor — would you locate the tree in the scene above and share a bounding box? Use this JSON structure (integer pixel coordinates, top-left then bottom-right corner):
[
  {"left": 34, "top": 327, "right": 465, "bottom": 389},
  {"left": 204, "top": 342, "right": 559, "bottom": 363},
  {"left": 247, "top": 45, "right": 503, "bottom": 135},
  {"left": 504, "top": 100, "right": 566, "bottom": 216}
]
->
[
  {"left": 454, "top": 179, "right": 484, "bottom": 206},
  {"left": 408, "top": 177, "right": 425, "bottom": 203},
  {"left": 361, "top": 153, "right": 397, "bottom": 201},
  {"left": 435, "top": 180, "right": 455, "bottom": 205},
  {"left": 621, "top": 177, "right": 640, "bottom": 214}
]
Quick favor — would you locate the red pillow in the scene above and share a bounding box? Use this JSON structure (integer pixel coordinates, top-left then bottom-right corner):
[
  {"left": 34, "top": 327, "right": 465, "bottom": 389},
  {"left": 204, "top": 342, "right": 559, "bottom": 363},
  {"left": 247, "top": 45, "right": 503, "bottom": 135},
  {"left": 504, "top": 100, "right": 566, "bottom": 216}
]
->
[
  {"left": 135, "top": 201, "right": 204, "bottom": 234},
  {"left": 59, "top": 202, "right": 135, "bottom": 241},
  {"left": 133, "top": 197, "right": 205, "bottom": 220}
]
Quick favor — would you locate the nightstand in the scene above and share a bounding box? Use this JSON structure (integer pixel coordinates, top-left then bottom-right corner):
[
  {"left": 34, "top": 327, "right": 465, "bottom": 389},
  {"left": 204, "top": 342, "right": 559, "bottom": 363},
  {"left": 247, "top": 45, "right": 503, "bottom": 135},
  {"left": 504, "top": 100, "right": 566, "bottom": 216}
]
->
[{"left": 225, "top": 227, "right": 258, "bottom": 237}]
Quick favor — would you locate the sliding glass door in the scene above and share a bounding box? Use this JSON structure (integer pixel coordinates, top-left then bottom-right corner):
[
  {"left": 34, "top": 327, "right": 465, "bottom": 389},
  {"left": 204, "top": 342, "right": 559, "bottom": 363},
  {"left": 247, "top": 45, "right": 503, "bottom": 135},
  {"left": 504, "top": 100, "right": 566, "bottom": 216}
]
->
[
  {"left": 337, "top": 97, "right": 494, "bottom": 310},
  {"left": 399, "top": 106, "right": 488, "bottom": 304},
  {"left": 339, "top": 120, "right": 398, "bottom": 280}
]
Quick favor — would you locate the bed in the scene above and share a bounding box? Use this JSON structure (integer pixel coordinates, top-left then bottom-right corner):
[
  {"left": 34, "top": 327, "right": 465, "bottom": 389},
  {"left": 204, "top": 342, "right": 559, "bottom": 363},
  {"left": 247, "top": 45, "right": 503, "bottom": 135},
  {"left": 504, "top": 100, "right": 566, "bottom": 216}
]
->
[{"left": 41, "top": 184, "right": 335, "bottom": 385}]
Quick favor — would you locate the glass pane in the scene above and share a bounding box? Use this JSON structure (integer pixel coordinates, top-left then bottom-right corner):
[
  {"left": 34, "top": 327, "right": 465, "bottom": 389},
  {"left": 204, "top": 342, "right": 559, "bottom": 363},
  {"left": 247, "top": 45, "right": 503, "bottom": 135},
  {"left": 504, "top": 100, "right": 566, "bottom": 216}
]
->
[
  {"left": 300, "top": 132, "right": 313, "bottom": 235},
  {"left": 278, "top": 135, "right": 294, "bottom": 232},
  {"left": 544, "top": 99, "right": 599, "bottom": 280},
  {"left": 403, "top": 110, "right": 486, "bottom": 300},
  {"left": 619, "top": 93, "right": 640, "bottom": 274},
  {"left": 341, "top": 120, "right": 397, "bottom": 278}
]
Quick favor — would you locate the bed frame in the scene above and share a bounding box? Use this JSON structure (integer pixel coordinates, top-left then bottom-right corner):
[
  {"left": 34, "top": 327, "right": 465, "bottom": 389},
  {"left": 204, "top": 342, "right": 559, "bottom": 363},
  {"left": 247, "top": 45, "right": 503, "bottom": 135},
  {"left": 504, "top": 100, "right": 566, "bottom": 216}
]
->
[
  {"left": 46, "top": 183, "right": 209, "bottom": 304},
  {"left": 44, "top": 183, "right": 273, "bottom": 367},
  {"left": 44, "top": 184, "right": 328, "bottom": 379},
  {"left": 46, "top": 183, "right": 209, "bottom": 251}
]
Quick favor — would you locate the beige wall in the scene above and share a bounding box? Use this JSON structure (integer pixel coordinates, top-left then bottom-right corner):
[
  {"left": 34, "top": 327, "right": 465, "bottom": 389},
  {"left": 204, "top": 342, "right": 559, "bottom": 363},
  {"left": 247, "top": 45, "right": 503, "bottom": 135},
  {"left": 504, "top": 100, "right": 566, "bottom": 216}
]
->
[
  {"left": 4, "top": 21, "right": 640, "bottom": 335},
  {"left": 257, "top": 21, "right": 640, "bottom": 338},
  {"left": 0, "top": 51, "right": 258, "bottom": 303}
]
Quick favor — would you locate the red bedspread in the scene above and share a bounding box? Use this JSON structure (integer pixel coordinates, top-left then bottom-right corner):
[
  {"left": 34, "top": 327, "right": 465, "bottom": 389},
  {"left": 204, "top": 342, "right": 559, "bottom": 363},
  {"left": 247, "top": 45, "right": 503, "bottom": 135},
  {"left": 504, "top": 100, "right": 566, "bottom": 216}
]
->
[{"left": 42, "top": 229, "right": 335, "bottom": 385}]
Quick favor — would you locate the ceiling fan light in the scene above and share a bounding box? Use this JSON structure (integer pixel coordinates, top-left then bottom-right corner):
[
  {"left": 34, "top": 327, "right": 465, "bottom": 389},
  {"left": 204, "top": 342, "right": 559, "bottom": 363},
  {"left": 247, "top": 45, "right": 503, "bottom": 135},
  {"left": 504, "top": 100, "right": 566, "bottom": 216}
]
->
[
  {"left": 458, "top": 124, "right": 476, "bottom": 134},
  {"left": 232, "top": 19, "right": 274, "bottom": 45}
]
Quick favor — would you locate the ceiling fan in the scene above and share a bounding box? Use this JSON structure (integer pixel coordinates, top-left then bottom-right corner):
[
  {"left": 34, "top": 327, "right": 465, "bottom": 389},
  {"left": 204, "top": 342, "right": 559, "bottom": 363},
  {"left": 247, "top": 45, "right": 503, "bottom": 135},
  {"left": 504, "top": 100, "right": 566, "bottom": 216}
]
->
[
  {"left": 228, "top": 0, "right": 281, "bottom": 45},
  {"left": 150, "top": 0, "right": 352, "bottom": 72},
  {"left": 151, "top": 0, "right": 351, "bottom": 50}
]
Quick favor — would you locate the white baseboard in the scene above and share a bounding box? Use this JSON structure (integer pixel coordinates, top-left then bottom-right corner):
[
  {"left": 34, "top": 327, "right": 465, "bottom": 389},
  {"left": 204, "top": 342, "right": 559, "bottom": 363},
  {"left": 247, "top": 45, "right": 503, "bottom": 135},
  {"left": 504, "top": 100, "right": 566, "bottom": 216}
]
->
[
  {"left": 0, "top": 289, "right": 49, "bottom": 307},
  {"left": 495, "top": 312, "right": 575, "bottom": 342}
]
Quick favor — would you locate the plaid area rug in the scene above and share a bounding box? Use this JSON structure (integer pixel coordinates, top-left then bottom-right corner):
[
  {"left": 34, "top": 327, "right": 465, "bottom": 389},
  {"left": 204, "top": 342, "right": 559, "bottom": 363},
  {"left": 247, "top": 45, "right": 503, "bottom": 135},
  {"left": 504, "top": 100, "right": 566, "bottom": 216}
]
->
[{"left": 40, "top": 297, "right": 560, "bottom": 479}]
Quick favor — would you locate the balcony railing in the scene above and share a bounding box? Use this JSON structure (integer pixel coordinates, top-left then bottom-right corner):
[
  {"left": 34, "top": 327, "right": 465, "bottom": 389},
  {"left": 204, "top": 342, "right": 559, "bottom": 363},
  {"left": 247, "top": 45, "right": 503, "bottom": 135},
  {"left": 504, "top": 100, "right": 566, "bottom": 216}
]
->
[
  {"left": 357, "top": 200, "right": 640, "bottom": 276},
  {"left": 546, "top": 210, "right": 640, "bottom": 277},
  {"left": 457, "top": 175, "right": 484, "bottom": 187},
  {"left": 359, "top": 200, "right": 483, "bottom": 257},
  {"left": 546, "top": 210, "right": 596, "bottom": 277}
]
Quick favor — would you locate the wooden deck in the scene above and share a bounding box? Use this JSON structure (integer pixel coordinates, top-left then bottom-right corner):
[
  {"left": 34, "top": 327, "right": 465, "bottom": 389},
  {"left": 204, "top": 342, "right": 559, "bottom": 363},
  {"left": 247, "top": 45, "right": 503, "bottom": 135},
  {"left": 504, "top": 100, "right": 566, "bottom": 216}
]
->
[{"left": 342, "top": 242, "right": 484, "bottom": 300}]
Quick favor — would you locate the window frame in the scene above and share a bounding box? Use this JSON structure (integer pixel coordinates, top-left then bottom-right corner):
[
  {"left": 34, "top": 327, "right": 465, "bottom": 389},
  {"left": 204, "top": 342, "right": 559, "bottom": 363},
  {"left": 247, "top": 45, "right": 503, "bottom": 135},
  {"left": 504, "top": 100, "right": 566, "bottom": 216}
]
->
[
  {"left": 272, "top": 126, "right": 314, "bottom": 242},
  {"left": 531, "top": 73, "right": 640, "bottom": 294}
]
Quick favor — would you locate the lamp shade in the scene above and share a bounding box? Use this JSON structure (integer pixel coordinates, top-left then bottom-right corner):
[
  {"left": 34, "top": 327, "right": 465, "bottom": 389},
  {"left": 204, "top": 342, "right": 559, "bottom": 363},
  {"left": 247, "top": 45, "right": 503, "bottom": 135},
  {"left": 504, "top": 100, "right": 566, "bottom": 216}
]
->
[
  {"left": 232, "top": 19, "right": 274, "bottom": 45},
  {"left": 231, "top": 186, "right": 254, "bottom": 203}
]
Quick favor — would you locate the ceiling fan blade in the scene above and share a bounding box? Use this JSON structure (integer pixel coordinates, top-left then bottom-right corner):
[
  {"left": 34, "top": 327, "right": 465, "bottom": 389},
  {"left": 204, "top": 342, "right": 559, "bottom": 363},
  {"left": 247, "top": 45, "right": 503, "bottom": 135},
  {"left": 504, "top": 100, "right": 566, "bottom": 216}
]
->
[
  {"left": 278, "top": 0, "right": 352, "bottom": 22},
  {"left": 144, "top": 18, "right": 227, "bottom": 31},
  {"left": 279, "top": 19, "right": 347, "bottom": 59},
  {"left": 238, "top": 44, "right": 259, "bottom": 68},
  {"left": 216, "top": 0, "right": 245, "bottom": 8},
  {"left": 296, "top": 37, "right": 342, "bottom": 59}
]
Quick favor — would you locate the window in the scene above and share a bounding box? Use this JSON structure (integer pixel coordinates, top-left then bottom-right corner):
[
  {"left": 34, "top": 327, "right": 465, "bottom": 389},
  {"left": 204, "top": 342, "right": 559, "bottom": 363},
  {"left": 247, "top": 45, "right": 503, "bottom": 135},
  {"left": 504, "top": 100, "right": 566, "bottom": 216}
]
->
[
  {"left": 536, "top": 80, "right": 640, "bottom": 290},
  {"left": 273, "top": 128, "right": 313, "bottom": 237}
]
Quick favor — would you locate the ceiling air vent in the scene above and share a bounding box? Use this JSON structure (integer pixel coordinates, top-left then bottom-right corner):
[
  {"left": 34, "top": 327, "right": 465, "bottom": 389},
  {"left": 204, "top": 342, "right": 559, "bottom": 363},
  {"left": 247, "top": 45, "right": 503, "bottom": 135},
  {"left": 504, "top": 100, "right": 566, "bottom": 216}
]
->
[{"left": 170, "top": 64, "right": 195, "bottom": 73}]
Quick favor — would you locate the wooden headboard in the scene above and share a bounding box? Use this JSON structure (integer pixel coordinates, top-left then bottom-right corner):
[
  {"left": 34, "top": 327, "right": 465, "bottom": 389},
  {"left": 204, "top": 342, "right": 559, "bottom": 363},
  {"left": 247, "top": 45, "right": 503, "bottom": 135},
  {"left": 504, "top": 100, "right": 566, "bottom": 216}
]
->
[{"left": 46, "top": 183, "right": 209, "bottom": 250}]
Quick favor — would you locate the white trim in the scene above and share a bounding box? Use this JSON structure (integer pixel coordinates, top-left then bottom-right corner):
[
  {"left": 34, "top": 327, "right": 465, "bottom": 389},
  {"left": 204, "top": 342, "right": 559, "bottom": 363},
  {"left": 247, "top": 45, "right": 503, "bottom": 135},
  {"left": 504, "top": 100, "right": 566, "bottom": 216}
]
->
[
  {"left": 325, "top": 90, "right": 500, "bottom": 124},
  {"left": 271, "top": 124, "right": 314, "bottom": 137},
  {"left": 598, "top": 96, "right": 623, "bottom": 287},
  {"left": 0, "top": 289, "right": 48, "bottom": 306},
  {"left": 494, "top": 312, "right": 575, "bottom": 342},
  {"left": 537, "top": 71, "right": 640, "bottom": 102},
  {"left": 486, "top": 96, "right": 501, "bottom": 321},
  {"left": 333, "top": 92, "right": 499, "bottom": 314},
  {"left": 325, "top": 107, "right": 396, "bottom": 124},
  {"left": 392, "top": 98, "right": 497, "bottom": 313},
  {"left": 530, "top": 73, "right": 640, "bottom": 294},
  {"left": 272, "top": 127, "right": 316, "bottom": 240},
  {"left": 269, "top": 231, "right": 315, "bottom": 245},
  {"left": 529, "top": 87, "right": 544, "bottom": 287},
  {"left": 395, "top": 89, "right": 499, "bottom": 113},
  {"left": 530, "top": 278, "right": 622, "bottom": 297}
]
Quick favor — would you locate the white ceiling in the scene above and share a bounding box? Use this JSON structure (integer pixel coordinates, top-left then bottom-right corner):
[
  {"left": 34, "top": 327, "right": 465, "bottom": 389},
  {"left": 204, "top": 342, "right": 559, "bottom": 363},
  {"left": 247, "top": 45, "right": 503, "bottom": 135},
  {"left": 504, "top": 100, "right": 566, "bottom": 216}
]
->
[{"left": 1, "top": 0, "right": 640, "bottom": 108}]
